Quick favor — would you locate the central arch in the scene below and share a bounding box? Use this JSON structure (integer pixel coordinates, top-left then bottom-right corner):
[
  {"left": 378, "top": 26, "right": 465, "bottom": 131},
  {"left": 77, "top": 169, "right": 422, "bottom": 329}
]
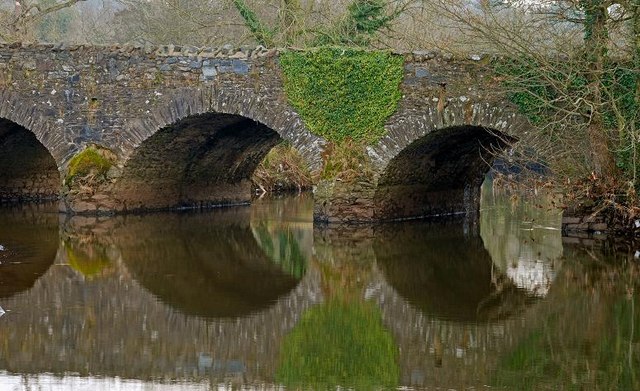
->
[{"left": 85, "top": 89, "right": 327, "bottom": 214}]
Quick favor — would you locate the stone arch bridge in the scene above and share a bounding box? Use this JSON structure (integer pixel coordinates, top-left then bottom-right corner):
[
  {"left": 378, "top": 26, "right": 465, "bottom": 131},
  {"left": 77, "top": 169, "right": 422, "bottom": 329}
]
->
[{"left": 0, "top": 43, "right": 531, "bottom": 222}]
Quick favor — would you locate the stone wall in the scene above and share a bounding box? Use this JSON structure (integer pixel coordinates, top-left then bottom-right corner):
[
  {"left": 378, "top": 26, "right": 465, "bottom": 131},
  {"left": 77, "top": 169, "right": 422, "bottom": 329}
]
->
[{"left": 0, "top": 44, "right": 530, "bottom": 221}]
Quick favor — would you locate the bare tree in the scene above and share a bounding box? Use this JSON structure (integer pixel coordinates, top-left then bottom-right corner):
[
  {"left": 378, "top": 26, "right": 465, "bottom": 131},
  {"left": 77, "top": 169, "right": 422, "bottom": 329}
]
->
[{"left": 0, "top": 0, "right": 87, "bottom": 42}]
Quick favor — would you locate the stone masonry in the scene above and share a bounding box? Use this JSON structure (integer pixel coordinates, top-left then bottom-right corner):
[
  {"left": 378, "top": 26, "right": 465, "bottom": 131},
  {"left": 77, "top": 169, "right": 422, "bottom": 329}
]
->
[{"left": 0, "top": 43, "right": 531, "bottom": 222}]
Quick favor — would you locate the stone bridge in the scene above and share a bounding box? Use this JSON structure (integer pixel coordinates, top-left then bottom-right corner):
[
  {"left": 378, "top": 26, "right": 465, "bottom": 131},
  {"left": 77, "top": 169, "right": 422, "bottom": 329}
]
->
[{"left": 0, "top": 43, "right": 531, "bottom": 222}]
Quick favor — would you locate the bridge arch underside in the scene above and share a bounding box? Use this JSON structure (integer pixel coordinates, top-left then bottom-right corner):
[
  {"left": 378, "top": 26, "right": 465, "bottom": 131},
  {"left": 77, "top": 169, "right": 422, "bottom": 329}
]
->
[
  {"left": 374, "top": 126, "right": 513, "bottom": 221},
  {"left": 114, "top": 113, "right": 281, "bottom": 212},
  {"left": 0, "top": 119, "right": 60, "bottom": 203}
]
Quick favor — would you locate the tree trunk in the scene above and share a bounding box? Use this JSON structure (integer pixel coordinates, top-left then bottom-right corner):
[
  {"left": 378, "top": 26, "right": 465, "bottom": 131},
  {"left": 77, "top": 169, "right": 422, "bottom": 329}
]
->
[{"left": 582, "top": 0, "right": 617, "bottom": 177}]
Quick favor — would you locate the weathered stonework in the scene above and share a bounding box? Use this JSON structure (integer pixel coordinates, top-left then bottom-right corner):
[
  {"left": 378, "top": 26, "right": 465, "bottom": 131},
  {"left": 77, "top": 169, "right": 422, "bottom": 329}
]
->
[{"left": 0, "top": 44, "right": 531, "bottom": 221}]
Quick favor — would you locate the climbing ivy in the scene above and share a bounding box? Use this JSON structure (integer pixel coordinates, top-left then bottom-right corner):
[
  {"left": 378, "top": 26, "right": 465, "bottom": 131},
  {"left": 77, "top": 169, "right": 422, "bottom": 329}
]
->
[{"left": 280, "top": 48, "right": 403, "bottom": 144}]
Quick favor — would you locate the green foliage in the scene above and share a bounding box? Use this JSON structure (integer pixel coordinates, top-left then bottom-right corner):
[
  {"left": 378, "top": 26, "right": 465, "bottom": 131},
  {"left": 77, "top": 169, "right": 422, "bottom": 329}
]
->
[
  {"left": 276, "top": 300, "right": 399, "bottom": 390},
  {"left": 493, "top": 56, "right": 640, "bottom": 179},
  {"left": 66, "top": 145, "right": 115, "bottom": 185},
  {"left": 232, "top": 0, "right": 275, "bottom": 47},
  {"left": 280, "top": 48, "right": 403, "bottom": 143},
  {"left": 320, "top": 139, "right": 374, "bottom": 181},
  {"left": 493, "top": 295, "right": 640, "bottom": 390},
  {"left": 602, "top": 66, "right": 640, "bottom": 173},
  {"left": 317, "top": 0, "right": 398, "bottom": 46}
]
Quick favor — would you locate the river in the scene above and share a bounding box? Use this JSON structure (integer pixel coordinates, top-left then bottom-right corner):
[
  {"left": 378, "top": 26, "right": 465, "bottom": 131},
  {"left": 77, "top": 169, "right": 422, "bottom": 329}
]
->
[{"left": 0, "top": 183, "right": 638, "bottom": 390}]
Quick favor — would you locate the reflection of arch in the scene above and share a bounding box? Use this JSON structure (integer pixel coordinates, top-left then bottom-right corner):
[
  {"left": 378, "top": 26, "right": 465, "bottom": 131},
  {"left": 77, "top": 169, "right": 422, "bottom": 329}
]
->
[
  {"left": 374, "top": 125, "right": 513, "bottom": 221},
  {"left": 374, "top": 222, "right": 534, "bottom": 322},
  {"left": 0, "top": 205, "right": 58, "bottom": 298},
  {"left": 0, "top": 118, "right": 61, "bottom": 202},
  {"left": 118, "top": 209, "right": 309, "bottom": 318}
]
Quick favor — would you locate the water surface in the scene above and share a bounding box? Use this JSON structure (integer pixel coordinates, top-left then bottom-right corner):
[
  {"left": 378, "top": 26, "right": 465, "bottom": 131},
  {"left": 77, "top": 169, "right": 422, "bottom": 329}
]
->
[{"left": 0, "top": 190, "right": 638, "bottom": 390}]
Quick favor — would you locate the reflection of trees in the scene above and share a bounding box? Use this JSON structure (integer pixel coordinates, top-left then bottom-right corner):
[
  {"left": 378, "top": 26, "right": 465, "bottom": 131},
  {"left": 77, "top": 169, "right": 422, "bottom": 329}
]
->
[
  {"left": 480, "top": 182, "right": 563, "bottom": 297},
  {"left": 494, "top": 255, "right": 640, "bottom": 390},
  {"left": 0, "top": 204, "right": 57, "bottom": 298}
]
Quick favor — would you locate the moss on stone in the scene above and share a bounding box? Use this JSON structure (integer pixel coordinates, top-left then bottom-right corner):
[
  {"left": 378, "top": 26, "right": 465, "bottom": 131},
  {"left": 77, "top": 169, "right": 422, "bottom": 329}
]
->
[{"left": 65, "top": 145, "right": 115, "bottom": 186}]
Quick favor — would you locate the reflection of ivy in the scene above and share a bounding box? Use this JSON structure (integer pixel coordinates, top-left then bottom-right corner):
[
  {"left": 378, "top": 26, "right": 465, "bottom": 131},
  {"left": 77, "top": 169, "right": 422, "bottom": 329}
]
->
[
  {"left": 276, "top": 300, "right": 399, "bottom": 390},
  {"left": 65, "top": 240, "right": 111, "bottom": 278},
  {"left": 253, "top": 224, "right": 307, "bottom": 279},
  {"left": 280, "top": 48, "right": 403, "bottom": 143}
]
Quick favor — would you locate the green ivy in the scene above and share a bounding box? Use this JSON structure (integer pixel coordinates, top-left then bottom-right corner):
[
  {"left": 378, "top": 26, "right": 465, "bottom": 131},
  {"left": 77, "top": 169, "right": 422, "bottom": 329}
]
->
[{"left": 280, "top": 48, "right": 403, "bottom": 144}]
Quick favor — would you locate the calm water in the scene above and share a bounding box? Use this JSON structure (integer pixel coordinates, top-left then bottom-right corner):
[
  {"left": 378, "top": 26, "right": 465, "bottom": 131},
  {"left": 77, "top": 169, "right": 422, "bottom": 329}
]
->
[{"left": 0, "top": 188, "right": 638, "bottom": 390}]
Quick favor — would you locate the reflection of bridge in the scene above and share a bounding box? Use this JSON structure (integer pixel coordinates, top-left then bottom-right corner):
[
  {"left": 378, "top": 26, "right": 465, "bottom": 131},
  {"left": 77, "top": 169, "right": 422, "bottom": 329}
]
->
[{"left": 0, "top": 200, "right": 564, "bottom": 387}]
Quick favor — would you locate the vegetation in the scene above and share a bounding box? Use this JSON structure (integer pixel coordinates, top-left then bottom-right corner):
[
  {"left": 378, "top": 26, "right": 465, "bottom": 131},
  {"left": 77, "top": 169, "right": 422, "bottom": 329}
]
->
[
  {"left": 251, "top": 221, "right": 308, "bottom": 279},
  {"left": 65, "top": 145, "right": 116, "bottom": 189},
  {"left": 493, "top": 258, "right": 640, "bottom": 390},
  {"left": 276, "top": 299, "right": 399, "bottom": 390},
  {"left": 251, "top": 142, "right": 312, "bottom": 193},
  {"left": 280, "top": 47, "right": 403, "bottom": 144}
]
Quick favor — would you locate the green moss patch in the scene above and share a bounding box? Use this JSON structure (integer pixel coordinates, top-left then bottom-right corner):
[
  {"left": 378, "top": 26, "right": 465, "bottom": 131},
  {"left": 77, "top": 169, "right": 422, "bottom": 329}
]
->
[
  {"left": 65, "top": 145, "right": 116, "bottom": 186},
  {"left": 280, "top": 48, "right": 403, "bottom": 144},
  {"left": 276, "top": 300, "right": 399, "bottom": 390}
]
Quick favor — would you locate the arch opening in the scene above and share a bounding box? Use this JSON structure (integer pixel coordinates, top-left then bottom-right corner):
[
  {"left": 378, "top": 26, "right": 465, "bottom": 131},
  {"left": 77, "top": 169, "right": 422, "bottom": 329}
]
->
[
  {"left": 0, "top": 118, "right": 61, "bottom": 203},
  {"left": 374, "top": 126, "right": 514, "bottom": 221},
  {"left": 114, "top": 113, "right": 283, "bottom": 212}
]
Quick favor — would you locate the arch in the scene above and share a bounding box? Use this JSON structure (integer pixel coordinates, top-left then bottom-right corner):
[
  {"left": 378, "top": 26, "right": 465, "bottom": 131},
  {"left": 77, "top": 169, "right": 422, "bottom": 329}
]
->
[
  {"left": 369, "top": 101, "right": 529, "bottom": 222},
  {"left": 373, "top": 222, "right": 535, "bottom": 322},
  {"left": 0, "top": 90, "right": 68, "bottom": 165},
  {"left": 374, "top": 125, "right": 513, "bottom": 221},
  {"left": 122, "top": 88, "right": 325, "bottom": 172},
  {"left": 368, "top": 102, "right": 529, "bottom": 168},
  {"left": 115, "top": 207, "right": 312, "bottom": 318},
  {"left": 104, "top": 89, "right": 325, "bottom": 212},
  {"left": 0, "top": 117, "right": 62, "bottom": 202}
]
